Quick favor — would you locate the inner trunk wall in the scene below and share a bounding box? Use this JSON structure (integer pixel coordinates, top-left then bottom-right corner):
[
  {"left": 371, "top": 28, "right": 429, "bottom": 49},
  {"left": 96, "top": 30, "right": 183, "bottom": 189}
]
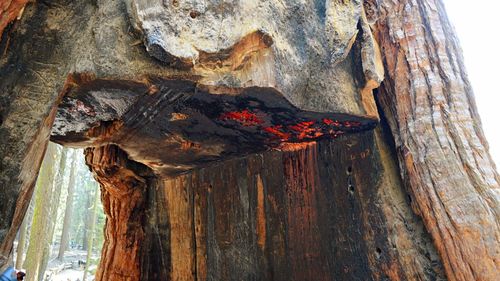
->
[{"left": 138, "top": 131, "right": 444, "bottom": 281}]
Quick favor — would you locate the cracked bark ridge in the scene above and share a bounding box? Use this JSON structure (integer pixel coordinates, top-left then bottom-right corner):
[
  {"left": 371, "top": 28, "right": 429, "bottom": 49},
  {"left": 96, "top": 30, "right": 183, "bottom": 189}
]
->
[{"left": 374, "top": 0, "right": 500, "bottom": 280}]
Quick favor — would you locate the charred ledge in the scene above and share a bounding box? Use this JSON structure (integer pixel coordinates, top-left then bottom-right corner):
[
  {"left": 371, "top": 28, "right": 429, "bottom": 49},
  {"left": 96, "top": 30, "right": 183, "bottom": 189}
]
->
[{"left": 51, "top": 78, "right": 378, "bottom": 176}]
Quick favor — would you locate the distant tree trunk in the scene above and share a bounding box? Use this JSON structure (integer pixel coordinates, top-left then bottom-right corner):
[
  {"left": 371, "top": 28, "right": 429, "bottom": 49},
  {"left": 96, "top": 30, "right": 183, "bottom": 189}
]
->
[
  {"left": 37, "top": 147, "right": 68, "bottom": 279},
  {"left": 371, "top": 0, "right": 500, "bottom": 280},
  {"left": 82, "top": 192, "right": 92, "bottom": 252},
  {"left": 57, "top": 151, "right": 78, "bottom": 261},
  {"left": 83, "top": 182, "right": 100, "bottom": 281},
  {"left": 16, "top": 194, "right": 36, "bottom": 268},
  {"left": 15, "top": 215, "right": 28, "bottom": 269},
  {"left": 36, "top": 249, "right": 48, "bottom": 281},
  {"left": 24, "top": 143, "right": 60, "bottom": 281}
]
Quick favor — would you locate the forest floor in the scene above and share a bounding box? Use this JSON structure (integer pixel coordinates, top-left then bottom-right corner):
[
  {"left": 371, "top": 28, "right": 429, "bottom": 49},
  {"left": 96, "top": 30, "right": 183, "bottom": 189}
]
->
[
  {"left": 13, "top": 242, "right": 100, "bottom": 281},
  {"left": 46, "top": 249, "right": 99, "bottom": 281}
]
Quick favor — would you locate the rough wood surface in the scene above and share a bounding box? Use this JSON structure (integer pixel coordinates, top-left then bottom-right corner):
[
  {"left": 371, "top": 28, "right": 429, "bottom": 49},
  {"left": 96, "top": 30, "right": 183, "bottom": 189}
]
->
[
  {"left": 0, "top": 0, "right": 380, "bottom": 260},
  {"left": 84, "top": 145, "right": 153, "bottom": 281},
  {"left": 51, "top": 78, "right": 376, "bottom": 176},
  {"left": 138, "top": 132, "right": 444, "bottom": 281},
  {"left": 372, "top": 0, "right": 500, "bottom": 280}
]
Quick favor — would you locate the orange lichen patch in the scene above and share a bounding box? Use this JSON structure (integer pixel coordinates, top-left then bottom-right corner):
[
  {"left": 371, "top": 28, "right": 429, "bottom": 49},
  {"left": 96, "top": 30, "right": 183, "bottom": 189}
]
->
[
  {"left": 219, "top": 109, "right": 264, "bottom": 126},
  {"left": 263, "top": 125, "right": 291, "bottom": 141},
  {"left": 170, "top": 112, "right": 189, "bottom": 121},
  {"left": 260, "top": 117, "right": 364, "bottom": 143},
  {"left": 278, "top": 142, "right": 316, "bottom": 152},
  {"left": 288, "top": 121, "right": 315, "bottom": 132},
  {"left": 180, "top": 140, "right": 201, "bottom": 151}
]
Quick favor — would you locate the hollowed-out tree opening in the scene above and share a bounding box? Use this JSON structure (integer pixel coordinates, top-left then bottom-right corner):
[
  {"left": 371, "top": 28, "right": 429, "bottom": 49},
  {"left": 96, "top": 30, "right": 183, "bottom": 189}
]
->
[{"left": 19, "top": 77, "right": 394, "bottom": 281}]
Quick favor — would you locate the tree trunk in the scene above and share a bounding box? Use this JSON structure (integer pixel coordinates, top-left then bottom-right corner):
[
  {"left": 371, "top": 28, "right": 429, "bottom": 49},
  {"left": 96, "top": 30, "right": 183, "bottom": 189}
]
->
[
  {"left": 81, "top": 190, "right": 92, "bottom": 252},
  {"left": 15, "top": 213, "right": 28, "bottom": 269},
  {"left": 83, "top": 182, "right": 100, "bottom": 281},
  {"left": 18, "top": 193, "right": 36, "bottom": 270},
  {"left": 84, "top": 145, "right": 148, "bottom": 281},
  {"left": 23, "top": 143, "right": 60, "bottom": 281},
  {"left": 57, "top": 151, "right": 78, "bottom": 261},
  {"left": 36, "top": 147, "right": 68, "bottom": 279},
  {"left": 371, "top": 0, "right": 500, "bottom": 280},
  {"left": 0, "top": 1, "right": 499, "bottom": 280}
]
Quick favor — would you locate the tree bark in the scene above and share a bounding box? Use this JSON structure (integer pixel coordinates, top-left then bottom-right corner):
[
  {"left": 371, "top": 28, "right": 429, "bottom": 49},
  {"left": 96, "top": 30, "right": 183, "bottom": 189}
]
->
[
  {"left": 84, "top": 145, "right": 149, "bottom": 281},
  {"left": 57, "top": 151, "right": 78, "bottom": 261},
  {"left": 371, "top": 0, "right": 500, "bottom": 280},
  {"left": 0, "top": 0, "right": 28, "bottom": 36}
]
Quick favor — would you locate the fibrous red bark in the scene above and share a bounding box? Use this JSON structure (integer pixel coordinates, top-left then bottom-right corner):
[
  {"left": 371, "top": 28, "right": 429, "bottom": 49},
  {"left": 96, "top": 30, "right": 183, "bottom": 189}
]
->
[
  {"left": 85, "top": 145, "right": 150, "bottom": 281},
  {"left": 373, "top": 0, "right": 500, "bottom": 279}
]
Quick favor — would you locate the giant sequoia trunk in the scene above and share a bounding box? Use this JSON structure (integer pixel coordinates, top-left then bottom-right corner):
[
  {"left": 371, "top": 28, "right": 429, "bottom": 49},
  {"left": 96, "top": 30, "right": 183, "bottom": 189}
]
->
[{"left": 0, "top": 0, "right": 498, "bottom": 280}]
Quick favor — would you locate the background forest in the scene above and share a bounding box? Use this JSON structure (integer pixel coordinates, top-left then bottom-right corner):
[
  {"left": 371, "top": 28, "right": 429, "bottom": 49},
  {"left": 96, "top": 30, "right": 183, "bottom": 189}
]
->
[{"left": 14, "top": 143, "right": 105, "bottom": 281}]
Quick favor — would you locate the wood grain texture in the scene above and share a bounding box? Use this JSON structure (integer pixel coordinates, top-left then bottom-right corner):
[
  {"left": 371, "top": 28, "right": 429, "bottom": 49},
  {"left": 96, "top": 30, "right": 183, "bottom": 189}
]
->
[
  {"left": 139, "top": 132, "right": 445, "bottom": 280},
  {"left": 373, "top": 0, "right": 500, "bottom": 280}
]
